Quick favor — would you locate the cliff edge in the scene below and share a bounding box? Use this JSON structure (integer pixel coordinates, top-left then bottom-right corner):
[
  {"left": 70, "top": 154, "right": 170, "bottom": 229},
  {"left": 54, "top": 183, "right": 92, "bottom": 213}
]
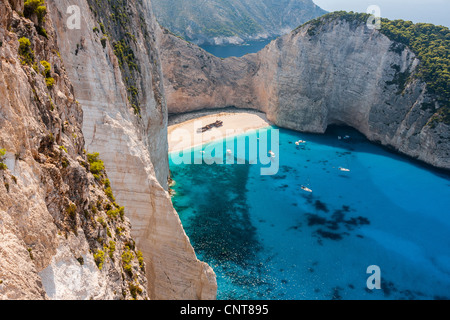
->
[{"left": 1, "top": 0, "right": 217, "bottom": 300}]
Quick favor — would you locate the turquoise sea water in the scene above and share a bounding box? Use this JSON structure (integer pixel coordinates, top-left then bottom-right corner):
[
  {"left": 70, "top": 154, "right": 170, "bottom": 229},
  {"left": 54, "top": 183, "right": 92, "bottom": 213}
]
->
[
  {"left": 169, "top": 126, "right": 450, "bottom": 300},
  {"left": 199, "top": 39, "right": 273, "bottom": 58}
]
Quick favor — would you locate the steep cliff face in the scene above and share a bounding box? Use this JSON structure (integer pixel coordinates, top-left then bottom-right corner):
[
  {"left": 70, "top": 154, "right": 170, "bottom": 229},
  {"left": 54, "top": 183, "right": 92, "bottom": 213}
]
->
[
  {"left": 159, "top": 16, "right": 450, "bottom": 170},
  {"left": 1, "top": 0, "right": 216, "bottom": 300},
  {"left": 47, "top": 0, "right": 216, "bottom": 300},
  {"left": 157, "top": 27, "right": 260, "bottom": 114},
  {"left": 0, "top": 0, "right": 147, "bottom": 299}
]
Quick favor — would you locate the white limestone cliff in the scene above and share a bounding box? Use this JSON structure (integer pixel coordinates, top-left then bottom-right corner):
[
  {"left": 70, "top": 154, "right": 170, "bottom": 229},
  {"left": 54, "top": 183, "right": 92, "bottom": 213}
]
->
[
  {"left": 47, "top": 0, "right": 217, "bottom": 300},
  {"left": 159, "top": 17, "right": 450, "bottom": 170}
]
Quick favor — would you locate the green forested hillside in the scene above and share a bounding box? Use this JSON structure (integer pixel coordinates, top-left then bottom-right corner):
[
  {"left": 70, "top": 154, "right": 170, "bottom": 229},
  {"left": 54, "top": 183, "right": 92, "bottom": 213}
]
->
[{"left": 151, "top": 0, "right": 327, "bottom": 44}]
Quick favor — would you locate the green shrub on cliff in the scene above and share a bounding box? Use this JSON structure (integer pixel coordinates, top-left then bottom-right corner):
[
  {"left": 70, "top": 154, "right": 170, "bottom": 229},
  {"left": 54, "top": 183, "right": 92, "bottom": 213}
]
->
[
  {"left": 87, "top": 152, "right": 105, "bottom": 176},
  {"left": 298, "top": 11, "right": 370, "bottom": 36},
  {"left": 0, "top": 149, "right": 7, "bottom": 170},
  {"left": 18, "top": 37, "right": 34, "bottom": 65},
  {"left": 108, "top": 240, "right": 116, "bottom": 259},
  {"left": 122, "top": 247, "right": 134, "bottom": 276},
  {"left": 45, "top": 77, "right": 55, "bottom": 89},
  {"left": 24, "top": 0, "right": 47, "bottom": 25},
  {"left": 107, "top": 206, "right": 124, "bottom": 220},
  {"left": 93, "top": 249, "right": 106, "bottom": 270},
  {"left": 104, "top": 187, "right": 115, "bottom": 202},
  {"left": 40, "top": 60, "right": 51, "bottom": 77},
  {"left": 129, "top": 282, "right": 143, "bottom": 299},
  {"left": 40, "top": 60, "right": 55, "bottom": 88},
  {"left": 24, "top": 0, "right": 48, "bottom": 38},
  {"left": 136, "top": 250, "right": 144, "bottom": 270}
]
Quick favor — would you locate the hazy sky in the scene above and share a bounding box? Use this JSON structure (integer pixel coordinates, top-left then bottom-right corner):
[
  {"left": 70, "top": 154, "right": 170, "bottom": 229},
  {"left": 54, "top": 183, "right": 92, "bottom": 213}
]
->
[{"left": 313, "top": 0, "right": 450, "bottom": 27}]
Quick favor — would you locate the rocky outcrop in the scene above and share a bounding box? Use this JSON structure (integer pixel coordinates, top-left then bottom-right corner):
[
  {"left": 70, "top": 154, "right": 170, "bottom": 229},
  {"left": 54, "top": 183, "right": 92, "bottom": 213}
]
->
[
  {"left": 0, "top": 0, "right": 147, "bottom": 299},
  {"left": 159, "top": 16, "right": 450, "bottom": 170},
  {"left": 47, "top": 0, "right": 216, "bottom": 300}
]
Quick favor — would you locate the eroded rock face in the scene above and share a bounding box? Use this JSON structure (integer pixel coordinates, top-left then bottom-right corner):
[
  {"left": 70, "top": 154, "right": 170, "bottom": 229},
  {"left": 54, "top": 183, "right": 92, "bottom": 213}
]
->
[
  {"left": 47, "top": 0, "right": 217, "bottom": 300},
  {"left": 159, "top": 18, "right": 450, "bottom": 170},
  {"left": 0, "top": 0, "right": 147, "bottom": 300},
  {"left": 1, "top": 0, "right": 216, "bottom": 300}
]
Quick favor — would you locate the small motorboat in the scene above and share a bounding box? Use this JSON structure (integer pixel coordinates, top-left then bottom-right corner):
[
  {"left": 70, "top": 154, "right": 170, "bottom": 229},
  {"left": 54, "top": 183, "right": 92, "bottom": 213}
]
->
[
  {"left": 339, "top": 167, "right": 350, "bottom": 172},
  {"left": 268, "top": 151, "right": 276, "bottom": 158},
  {"left": 301, "top": 186, "right": 313, "bottom": 193}
]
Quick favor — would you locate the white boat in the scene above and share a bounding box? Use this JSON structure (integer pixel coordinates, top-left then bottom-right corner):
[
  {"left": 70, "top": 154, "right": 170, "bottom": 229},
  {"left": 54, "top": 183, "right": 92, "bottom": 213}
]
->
[
  {"left": 301, "top": 186, "right": 313, "bottom": 193},
  {"left": 339, "top": 167, "right": 350, "bottom": 172},
  {"left": 227, "top": 149, "right": 232, "bottom": 154},
  {"left": 268, "top": 151, "right": 276, "bottom": 158}
]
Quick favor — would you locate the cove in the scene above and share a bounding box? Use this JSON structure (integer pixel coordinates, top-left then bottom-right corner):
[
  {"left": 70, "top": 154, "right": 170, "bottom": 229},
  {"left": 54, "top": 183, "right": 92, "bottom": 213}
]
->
[
  {"left": 169, "top": 125, "right": 450, "bottom": 300},
  {"left": 199, "top": 39, "right": 273, "bottom": 58}
]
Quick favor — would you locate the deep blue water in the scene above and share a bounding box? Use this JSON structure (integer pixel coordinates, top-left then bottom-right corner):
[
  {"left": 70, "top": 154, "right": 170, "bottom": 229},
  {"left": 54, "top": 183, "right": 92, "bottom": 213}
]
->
[
  {"left": 199, "top": 39, "right": 273, "bottom": 58},
  {"left": 169, "top": 126, "right": 450, "bottom": 300}
]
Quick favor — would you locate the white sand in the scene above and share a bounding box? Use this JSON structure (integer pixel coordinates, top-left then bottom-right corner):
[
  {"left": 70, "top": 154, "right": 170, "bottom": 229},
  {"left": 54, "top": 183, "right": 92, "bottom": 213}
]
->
[{"left": 168, "top": 110, "right": 271, "bottom": 153}]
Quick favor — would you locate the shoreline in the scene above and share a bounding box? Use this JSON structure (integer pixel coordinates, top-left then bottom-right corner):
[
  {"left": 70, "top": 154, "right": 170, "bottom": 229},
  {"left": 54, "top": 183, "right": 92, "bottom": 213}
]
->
[
  {"left": 168, "top": 109, "right": 272, "bottom": 153},
  {"left": 167, "top": 110, "right": 450, "bottom": 178}
]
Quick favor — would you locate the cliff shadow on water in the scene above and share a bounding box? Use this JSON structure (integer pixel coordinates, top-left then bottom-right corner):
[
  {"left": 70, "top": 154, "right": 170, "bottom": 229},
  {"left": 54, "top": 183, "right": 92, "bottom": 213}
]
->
[{"left": 170, "top": 156, "right": 278, "bottom": 299}]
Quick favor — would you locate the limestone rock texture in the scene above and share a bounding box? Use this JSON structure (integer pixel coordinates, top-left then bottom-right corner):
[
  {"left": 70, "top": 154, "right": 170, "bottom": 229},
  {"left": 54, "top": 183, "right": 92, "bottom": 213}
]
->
[
  {"left": 160, "top": 17, "right": 450, "bottom": 170},
  {"left": 47, "top": 0, "right": 216, "bottom": 300},
  {"left": 0, "top": 0, "right": 148, "bottom": 300}
]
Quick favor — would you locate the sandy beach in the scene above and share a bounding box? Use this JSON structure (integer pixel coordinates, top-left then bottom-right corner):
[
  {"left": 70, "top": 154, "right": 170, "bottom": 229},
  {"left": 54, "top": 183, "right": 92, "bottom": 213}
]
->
[{"left": 168, "top": 109, "right": 271, "bottom": 153}]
